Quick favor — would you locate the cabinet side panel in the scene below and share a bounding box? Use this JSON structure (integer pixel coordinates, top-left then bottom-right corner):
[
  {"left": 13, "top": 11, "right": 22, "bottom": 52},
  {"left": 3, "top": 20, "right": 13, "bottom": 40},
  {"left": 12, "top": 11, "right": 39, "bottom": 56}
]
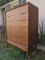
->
[{"left": 28, "top": 3, "right": 38, "bottom": 50}]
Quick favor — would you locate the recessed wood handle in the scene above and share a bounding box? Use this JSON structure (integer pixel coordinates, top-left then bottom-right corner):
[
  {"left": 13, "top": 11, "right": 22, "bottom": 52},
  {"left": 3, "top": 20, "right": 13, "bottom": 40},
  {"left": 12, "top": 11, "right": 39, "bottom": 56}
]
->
[
  {"left": 16, "top": 19, "right": 26, "bottom": 21},
  {"left": 18, "top": 19, "right": 26, "bottom": 21},
  {"left": 20, "top": 12, "right": 26, "bottom": 15},
  {"left": 21, "top": 19, "right": 25, "bottom": 21}
]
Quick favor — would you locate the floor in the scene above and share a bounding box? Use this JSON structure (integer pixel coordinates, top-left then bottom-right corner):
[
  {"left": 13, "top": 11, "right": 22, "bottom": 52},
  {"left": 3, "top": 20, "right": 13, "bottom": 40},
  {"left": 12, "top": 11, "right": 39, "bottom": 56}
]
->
[{"left": 37, "top": 44, "right": 45, "bottom": 51}]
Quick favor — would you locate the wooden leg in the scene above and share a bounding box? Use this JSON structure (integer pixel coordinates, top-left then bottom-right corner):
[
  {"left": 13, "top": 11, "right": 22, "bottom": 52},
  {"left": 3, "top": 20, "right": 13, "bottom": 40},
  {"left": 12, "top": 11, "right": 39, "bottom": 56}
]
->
[
  {"left": 25, "top": 51, "right": 28, "bottom": 60},
  {"left": 7, "top": 43, "right": 9, "bottom": 47},
  {"left": 30, "top": 52, "right": 33, "bottom": 60}
]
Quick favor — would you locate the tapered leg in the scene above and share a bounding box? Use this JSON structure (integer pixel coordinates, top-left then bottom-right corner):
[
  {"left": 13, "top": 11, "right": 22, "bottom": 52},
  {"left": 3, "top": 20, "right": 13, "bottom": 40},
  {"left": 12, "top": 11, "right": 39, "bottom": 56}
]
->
[{"left": 25, "top": 51, "right": 28, "bottom": 60}]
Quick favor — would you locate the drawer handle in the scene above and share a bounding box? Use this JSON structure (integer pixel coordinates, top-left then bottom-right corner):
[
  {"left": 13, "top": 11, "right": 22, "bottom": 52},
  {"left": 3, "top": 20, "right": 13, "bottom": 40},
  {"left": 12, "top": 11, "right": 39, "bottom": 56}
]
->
[
  {"left": 21, "top": 19, "right": 25, "bottom": 21},
  {"left": 19, "top": 19, "right": 26, "bottom": 21},
  {"left": 20, "top": 12, "right": 26, "bottom": 15},
  {"left": 8, "top": 16, "right": 10, "bottom": 17},
  {"left": 16, "top": 19, "right": 26, "bottom": 21}
]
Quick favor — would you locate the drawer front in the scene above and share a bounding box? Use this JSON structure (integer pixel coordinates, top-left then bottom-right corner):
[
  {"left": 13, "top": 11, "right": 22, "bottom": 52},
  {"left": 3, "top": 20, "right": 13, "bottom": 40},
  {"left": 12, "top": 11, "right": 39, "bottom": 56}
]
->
[
  {"left": 6, "top": 4, "right": 28, "bottom": 26},
  {"left": 6, "top": 4, "right": 28, "bottom": 17},
  {"left": 6, "top": 4, "right": 28, "bottom": 51},
  {"left": 6, "top": 14, "right": 28, "bottom": 27},
  {"left": 7, "top": 26, "right": 28, "bottom": 47},
  {"left": 7, "top": 19, "right": 28, "bottom": 26}
]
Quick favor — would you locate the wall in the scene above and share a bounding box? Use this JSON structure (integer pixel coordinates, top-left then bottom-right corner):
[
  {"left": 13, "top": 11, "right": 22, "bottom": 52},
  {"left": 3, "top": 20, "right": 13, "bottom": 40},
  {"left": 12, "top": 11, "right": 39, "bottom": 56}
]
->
[{"left": 26, "top": 0, "right": 45, "bottom": 31}]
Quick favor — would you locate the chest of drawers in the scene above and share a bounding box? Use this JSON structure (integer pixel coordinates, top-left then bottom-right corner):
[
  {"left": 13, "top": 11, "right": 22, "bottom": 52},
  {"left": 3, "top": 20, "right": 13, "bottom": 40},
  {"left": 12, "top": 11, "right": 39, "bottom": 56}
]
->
[{"left": 6, "top": 2, "right": 38, "bottom": 59}]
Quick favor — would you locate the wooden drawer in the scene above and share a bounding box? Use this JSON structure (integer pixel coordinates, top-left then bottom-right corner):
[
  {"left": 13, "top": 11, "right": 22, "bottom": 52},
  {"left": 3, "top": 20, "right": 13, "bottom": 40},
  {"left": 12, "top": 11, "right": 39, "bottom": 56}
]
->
[
  {"left": 7, "top": 26, "right": 28, "bottom": 41},
  {"left": 6, "top": 12, "right": 28, "bottom": 26},
  {"left": 7, "top": 26, "right": 28, "bottom": 33},
  {"left": 6, "top": 12, "right": 28, "bottom": 21},
  {"left": 7, "top": 26, "right": 28, "bottom": 47},
  {"left": 6, "top": 4, "right": 28, "bottom": 16},
  {"left": 7, "top": 35, "right": 28, "bottom": 48},
  {"left": 6, "top": 5, "right": 28, "bottom": 26},
  {"left": 7, "top": 20, "right": 28, "bottom": 27}
]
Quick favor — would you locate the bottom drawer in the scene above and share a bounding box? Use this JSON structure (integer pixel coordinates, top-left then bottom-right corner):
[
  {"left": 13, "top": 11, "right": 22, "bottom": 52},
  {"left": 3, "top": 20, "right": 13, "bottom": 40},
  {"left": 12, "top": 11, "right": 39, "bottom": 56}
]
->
[{"left": 7, "top": 26, "right": 28, "bottom": 48}]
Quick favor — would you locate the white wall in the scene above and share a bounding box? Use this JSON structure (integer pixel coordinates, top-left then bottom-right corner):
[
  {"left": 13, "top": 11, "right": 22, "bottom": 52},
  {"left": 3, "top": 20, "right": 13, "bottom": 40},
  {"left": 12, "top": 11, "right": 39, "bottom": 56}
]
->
[{"left": 26, "top": 0, "right": 45, "bottom": 30}]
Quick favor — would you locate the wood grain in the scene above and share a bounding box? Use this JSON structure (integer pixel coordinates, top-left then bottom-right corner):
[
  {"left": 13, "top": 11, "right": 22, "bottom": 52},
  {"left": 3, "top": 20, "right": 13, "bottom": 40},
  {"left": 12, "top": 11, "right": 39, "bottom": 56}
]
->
[{"left": 6, "top": 2, "right": 38, "bottom": 52}]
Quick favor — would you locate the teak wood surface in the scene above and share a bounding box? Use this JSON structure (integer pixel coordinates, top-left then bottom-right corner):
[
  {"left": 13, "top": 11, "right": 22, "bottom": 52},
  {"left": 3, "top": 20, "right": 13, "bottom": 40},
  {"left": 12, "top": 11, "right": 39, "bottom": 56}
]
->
[{"left": 6, "top": 2, "right": 38, "bottom": 53}]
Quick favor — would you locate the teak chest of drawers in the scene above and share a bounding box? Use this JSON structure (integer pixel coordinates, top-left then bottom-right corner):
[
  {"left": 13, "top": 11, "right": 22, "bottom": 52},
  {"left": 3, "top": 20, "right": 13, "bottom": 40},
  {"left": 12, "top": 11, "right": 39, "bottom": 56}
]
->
[{"left": 6, "top": 2, "right": 38, "bottom": 59}]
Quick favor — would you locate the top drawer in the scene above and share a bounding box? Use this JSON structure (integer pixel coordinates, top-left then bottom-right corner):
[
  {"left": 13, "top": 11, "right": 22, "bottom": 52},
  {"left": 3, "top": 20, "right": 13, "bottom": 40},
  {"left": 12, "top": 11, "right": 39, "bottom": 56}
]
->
[
  {"left": 6, "top": 4, "right": 28, "bottom": 15},
  {"left": 6, "top": 4, "right": 28, "bottom": 21},
  {"left": 6, "top": 4, "right": 28, "bottom": 27}
]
